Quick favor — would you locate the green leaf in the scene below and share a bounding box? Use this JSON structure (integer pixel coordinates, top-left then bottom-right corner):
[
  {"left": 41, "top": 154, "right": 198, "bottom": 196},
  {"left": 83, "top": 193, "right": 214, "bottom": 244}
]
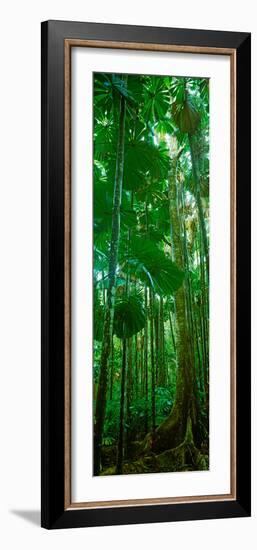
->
[
  {"left": 125, "top": 237, "right": 184, "bottom": 295},
  {"left": 142, "top": 76, "right": 171, "bottom": 122},
  {"left": 111, "top": 74, "right": 136, "bottom": 105},
  {"left": 113, "top": 295, "right": 146, "bottom": 339},
  {"left": 123, "top": 140, "right": 170, "bottom": 191},
  {"left": 94, "top": 178, "right": 138, "bottom": 234},
  {"left": 173, "top": 100, "right": 200, "bottom": 135}
]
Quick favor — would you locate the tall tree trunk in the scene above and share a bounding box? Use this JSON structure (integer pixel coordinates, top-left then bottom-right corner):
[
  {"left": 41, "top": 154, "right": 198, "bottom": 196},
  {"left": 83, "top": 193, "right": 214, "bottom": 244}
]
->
[
  {"left": 152, "top": 152, "right": 194, "bottom": 453},
  {"left": 134, "top": 334, "right": 138, "bottom": 400},
  {"left": 198, "top": 232, "right": 209, "bottom": 403},
  {"left": 150, "top": 289, "right": 156, "bottom": 436},
  {"left": 144, "top": 287, "right": 149, "bottom": 433},
  {"left": 116, "top": 337, "right": 127, "bottom": 474},
  {"left": 188, "top": 134, "right": 209, "bottom": 278},
  {"left": 154, "top": 299, "right": 159, "bottom": 385},
  {"left": 126, "top": 337, "right": 133, "bottom": 454},
  {"left": 179, "top": 174, "right": 203, "bottom": 431},
  {"left": 169, "top": 311, "right": 176, "bottom": 354},
  {"left": 159, "top": 296, "right": 166, "bottom": 386},
  {"left": 109, "top": 336, "right": 114, "bottom": 400},
  {"left": 94, "top": 82, "right": 127, "bottom": 475},
  {"left": 144, "top": 202, "right": 150, "bottom": 433}
]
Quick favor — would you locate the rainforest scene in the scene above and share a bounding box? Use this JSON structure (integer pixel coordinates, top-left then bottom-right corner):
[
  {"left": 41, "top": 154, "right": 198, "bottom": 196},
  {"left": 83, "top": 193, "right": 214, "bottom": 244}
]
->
[{"left": 93, "top": 72, "right": 209, "bottom": 476}]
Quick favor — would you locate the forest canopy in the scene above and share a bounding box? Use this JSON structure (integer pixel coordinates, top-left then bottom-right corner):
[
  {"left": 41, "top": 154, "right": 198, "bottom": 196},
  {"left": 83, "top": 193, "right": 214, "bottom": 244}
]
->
[{"left": 93, "top": 72, "right": 209, "bottom": 476}]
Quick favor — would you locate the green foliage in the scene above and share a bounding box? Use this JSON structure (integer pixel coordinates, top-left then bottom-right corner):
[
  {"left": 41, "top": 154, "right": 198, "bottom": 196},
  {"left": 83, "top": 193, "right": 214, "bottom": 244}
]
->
[
  {"left": 103, "top": 392, "right": 121, "bottom": 441},
  {"left": 126, "top": 237, "right": 184, "bottom": 295},
  {"left": 94, "top": 73, "right": 135, "bottom": 115},
  {"left": 123, "top": 140, "right": 170, "bottom": 190},
  {"left": 94, "top": 178, "right": 137, "bottom": 233},
  {"left": 104, "top": 138, "right": 170, "bottom": 192},
  {"left": 113, "top": 296, "right": 146, "bottom": 339},
  {"left": 173, "top": 99, "right": 200, "bottom": 135},
  {"left": 154, "top": 387, "right": 174, "bottom": 423},
  {"left": 103, "top": 386, "right": 175, "bottom": 443},
  {"left": 93, "top": 71, "right": 210, "bottom": 474},
  {"left": 142, "top": 76, "right": 171, "bottom": 122}
]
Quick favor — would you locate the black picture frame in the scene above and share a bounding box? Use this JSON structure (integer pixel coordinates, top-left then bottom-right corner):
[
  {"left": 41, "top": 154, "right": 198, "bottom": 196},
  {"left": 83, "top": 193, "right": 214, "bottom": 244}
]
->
[{"left": 41, "top": 20, "right": 251, "bottom": 529}]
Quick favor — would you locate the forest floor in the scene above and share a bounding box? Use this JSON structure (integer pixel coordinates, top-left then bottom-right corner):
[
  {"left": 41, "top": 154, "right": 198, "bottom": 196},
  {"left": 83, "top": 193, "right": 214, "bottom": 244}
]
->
[{"left": 100, "top": 433, "right": 209, "bottom": 476}]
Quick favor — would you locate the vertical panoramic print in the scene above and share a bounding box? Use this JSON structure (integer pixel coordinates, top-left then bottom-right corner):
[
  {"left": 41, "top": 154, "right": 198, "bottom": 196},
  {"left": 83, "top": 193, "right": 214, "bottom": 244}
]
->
[{"left": 93, "top": 73, "right": 209, "bottom": 476}]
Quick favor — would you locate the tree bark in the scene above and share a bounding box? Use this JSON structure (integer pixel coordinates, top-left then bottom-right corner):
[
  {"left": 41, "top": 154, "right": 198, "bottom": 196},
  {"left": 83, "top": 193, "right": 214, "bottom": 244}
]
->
[
  {"left": 144, "top": 287, "right": 149, "bottom": 433},
  {"left": 126, "top": 337, "right": 133, "bottom": 454},
  {"left": 150, "top": 289, "right": 156, "bottom": 435},
  {"left": 188, "top": 134, "right": 209, "bottom": 278},
  {"left": 152, "top": 153, "right": 194, "bottom": 453},
  {"left": 116, "top": 337, "right": 127, "bottom": 474}
]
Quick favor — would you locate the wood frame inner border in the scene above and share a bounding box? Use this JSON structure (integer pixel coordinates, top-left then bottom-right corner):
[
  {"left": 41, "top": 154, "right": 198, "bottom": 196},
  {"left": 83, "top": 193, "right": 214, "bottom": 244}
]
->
[{"left": 64, "top": 38, "right": 237, "bottom": 510}]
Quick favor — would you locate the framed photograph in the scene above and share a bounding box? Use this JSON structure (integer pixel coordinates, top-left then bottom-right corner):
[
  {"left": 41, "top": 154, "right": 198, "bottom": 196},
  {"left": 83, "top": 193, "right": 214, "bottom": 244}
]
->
[{"left": 41, "top": 20, "right": 251, "bottom": 529}]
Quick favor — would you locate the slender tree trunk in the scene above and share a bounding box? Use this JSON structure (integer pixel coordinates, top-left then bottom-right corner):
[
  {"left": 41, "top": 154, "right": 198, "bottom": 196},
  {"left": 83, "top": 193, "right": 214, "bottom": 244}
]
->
[
  {"left": 159, "top": 296, "right": 166, "bottom": 386},
  {"left": 140, "top": 331, "right": 144, "bottom": 399},
  {"left": 188, "top": 134, "right": 209, "bottom": 278},
  {"left": 198, "top": 232, "right": 209, "bottom": 401},
  {"left": 154, "top": 299, "right": 159, "bottom": 385},
  {"left": 150, "top": 289, "right": 156, "bottom": 436},
  {"left": 169, "top": 213, "right": 178, "bottom": 362},
  {"left": 134, "top": 334, "right": 138, "bottom": 400},
  {"left": 144, "top": 202, "right": 150, "bottom": 433},
  {"left": 144, "top": 287, "right": 149, "bottom": 433},
  {"left": 116, "top": 337, "right": 127, "bottom": 474},
  {"left": 126, "top": 337, "right": 133, "bottom": 454},
  {"left": 169, "top": 311, "right": 176, "bottom": 353},
  {"left": 109, "top": 336, "right": 114, "bottom": 400},
  {"left": 102, "top": 270, "right": 106, "bottom": 305},
  {"left": 94, "top": 81, "right": 127, "bottom": 475}
]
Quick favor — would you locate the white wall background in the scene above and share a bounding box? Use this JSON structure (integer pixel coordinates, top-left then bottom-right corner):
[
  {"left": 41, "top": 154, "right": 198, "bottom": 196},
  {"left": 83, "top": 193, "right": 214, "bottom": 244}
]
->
[{"left": 0, "top": 0, "right": 255, "bottom": 547}]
